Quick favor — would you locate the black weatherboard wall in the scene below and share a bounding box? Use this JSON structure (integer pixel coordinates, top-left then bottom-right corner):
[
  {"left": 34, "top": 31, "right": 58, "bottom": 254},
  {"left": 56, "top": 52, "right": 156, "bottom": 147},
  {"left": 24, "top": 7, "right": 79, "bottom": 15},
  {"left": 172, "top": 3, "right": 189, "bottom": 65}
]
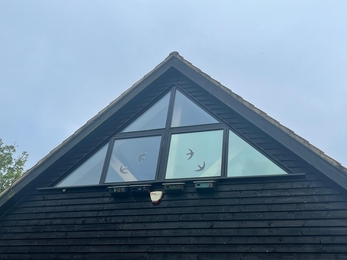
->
[{"left": 1, "top": 52, "right": 347, "bottom": 259}]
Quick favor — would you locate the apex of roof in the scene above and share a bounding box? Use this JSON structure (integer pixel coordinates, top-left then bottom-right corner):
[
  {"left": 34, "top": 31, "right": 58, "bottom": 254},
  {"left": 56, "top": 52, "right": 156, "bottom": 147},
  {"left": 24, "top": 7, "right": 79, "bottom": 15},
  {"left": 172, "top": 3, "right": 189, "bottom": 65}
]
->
[
  {"left": 1, "top": 51, "right": 347, "bottom": 204},
  {"left": 169, "top": 51, "right": 180, "bottom": 56}
]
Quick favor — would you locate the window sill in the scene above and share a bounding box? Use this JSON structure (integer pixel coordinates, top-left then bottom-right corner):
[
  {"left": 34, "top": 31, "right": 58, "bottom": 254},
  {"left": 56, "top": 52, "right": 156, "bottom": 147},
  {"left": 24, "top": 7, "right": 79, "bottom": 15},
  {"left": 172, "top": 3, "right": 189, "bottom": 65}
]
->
[{"left": 37, "top": 173, "right": 306, "bottom": 192}]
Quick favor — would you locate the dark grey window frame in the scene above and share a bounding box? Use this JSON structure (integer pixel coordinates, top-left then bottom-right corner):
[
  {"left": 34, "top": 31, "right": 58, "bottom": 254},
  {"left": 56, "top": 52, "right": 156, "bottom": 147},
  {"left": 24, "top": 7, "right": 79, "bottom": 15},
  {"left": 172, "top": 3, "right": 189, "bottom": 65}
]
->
[{"left": 53, "top": 84, "right": 289, "bottom": 188}]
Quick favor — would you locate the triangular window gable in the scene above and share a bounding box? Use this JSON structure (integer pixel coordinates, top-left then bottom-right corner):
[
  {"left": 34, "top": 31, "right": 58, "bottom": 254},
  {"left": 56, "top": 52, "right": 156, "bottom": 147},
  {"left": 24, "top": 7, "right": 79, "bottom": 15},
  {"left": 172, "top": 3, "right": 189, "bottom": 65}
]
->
[
  {"left": 56, "top": 144, "right": 108, "bottom": 187},
  {"left": 228, "top": 130, "right": 286, "bottom": 176},
  {"left": 122, "top": 92, "right": 171, "bottom": 132},
  {"left": 55, "top": 87, "right": 287, "bottom": 187},
  {"left": 123, "top": 89, "right": 218, "bottom": 132},
  {"left": 171, "top": 90, "right": 218, "bottom": 127}
]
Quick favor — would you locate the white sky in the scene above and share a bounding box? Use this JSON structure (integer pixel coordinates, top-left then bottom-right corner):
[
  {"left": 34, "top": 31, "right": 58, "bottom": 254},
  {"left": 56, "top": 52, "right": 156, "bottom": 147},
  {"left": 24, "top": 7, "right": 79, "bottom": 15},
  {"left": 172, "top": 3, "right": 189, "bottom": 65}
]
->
[{"left": 1, "top": 1, "right": 346, "bottom": 170}]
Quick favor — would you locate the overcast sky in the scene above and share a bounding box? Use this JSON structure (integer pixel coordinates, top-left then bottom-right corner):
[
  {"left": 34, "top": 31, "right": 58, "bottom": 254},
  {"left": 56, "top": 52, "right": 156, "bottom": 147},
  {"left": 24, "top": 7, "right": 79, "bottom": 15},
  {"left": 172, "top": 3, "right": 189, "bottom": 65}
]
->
[{"left": 1, "top": 1, "right": 346, "bottom": 170}]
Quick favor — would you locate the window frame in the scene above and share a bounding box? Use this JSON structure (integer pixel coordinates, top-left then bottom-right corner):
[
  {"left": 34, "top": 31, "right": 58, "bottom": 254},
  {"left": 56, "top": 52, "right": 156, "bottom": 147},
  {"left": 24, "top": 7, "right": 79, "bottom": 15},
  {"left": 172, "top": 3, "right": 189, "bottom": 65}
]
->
[
  {"left": 100, "top": 131, "right": 165, "bottom": 184},
  {"left": 53, "top": 85, "right": 289, "bottom": 188}
]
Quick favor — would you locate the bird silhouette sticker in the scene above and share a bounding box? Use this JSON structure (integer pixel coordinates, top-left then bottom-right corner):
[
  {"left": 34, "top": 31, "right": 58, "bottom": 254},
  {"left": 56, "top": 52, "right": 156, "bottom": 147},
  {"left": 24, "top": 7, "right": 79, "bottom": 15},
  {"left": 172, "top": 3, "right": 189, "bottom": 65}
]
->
[
  {"left": 186, "top": 148, "right": 194, "bottom": 160},
  {"left": 137, "top": 152, "right": 147, "bottom": 163},
  {"left": 195, "top": 161, "right": 205, "bottom": 172},
  {"left": 120, "top": 165, "right": 128, "bottom": 173}
]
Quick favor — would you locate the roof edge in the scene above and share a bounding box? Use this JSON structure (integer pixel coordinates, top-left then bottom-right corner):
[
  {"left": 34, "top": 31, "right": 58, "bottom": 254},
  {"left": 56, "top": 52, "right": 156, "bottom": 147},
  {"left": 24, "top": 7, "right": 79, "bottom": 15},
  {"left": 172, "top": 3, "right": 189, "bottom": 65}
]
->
[{"left": 168, "top": 53, "right": 347, "bottom": 186}]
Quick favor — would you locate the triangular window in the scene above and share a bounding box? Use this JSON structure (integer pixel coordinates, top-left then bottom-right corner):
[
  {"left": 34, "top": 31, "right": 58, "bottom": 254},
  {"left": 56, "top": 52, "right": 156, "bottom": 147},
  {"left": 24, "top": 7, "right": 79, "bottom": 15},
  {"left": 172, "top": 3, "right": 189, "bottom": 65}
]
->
[
  {"left": 171, "top": 90, "right": 218, "bottom": 127},
  {"left": 227, "top": 130, "right": 286, "bottom": 177},
  {"left": 56, "top": 144, "right": 108, "bottom": 187},
  {"left": 56, "top": 87, "right": 287, "bottom": 188},
  {"left": 122, "top": 92, "right": 170, "bottom": 132}
]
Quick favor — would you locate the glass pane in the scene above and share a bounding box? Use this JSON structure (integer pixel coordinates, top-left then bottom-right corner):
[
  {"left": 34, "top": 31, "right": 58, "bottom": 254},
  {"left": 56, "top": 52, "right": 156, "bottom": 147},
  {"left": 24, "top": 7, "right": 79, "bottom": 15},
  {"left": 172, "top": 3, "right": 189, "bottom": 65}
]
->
[
  {"left": 105, "top": 136, "right": 161, "bottom": 183},
  {"left": 228, "top": 130, "right": 287, "bottom": 177},
  {"left": 166, "top": 130, "right": 223, "bottom": 179},
  {"left": 56, "top": 144, "right": 108, "bottom": 187},
  {"left": 122, "top": 92, "right": 170, "bottom": 132},
  {"left": 171, "top": 90, "right": 218, "bottom": 127}
]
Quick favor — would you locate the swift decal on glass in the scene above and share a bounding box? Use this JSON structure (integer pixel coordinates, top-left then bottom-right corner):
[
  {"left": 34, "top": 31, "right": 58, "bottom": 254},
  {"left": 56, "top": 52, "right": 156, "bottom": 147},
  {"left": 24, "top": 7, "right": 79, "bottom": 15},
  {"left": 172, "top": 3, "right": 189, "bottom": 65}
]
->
[
  {"left": 195, "top": 161, "right": 205, "bottom": 172},
  {"left": 120, "top": 165, "right": 128, "bottom": 173},
  {"left": 137, "top": 152, "right": 147, "bottom": 163},
  {"left": 186, "top": 148, "right": 194, "bottom": 160}
]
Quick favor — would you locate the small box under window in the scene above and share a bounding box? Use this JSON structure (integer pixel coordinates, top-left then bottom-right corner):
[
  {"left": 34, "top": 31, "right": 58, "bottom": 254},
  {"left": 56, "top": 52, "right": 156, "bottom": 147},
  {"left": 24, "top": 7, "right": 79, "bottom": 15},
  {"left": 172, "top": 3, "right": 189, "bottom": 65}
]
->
[
  {"left": 108, "top": 186, "right": 130, "bottom": 195},
  {"left": 194, "top": 180, "right": 216, "bottom": 191},
  {"left": 129, "top": 184, "right": 151, "bottom": 194},
  {"left": 163, "top": 182, "right": 185, "bottom": 193}
]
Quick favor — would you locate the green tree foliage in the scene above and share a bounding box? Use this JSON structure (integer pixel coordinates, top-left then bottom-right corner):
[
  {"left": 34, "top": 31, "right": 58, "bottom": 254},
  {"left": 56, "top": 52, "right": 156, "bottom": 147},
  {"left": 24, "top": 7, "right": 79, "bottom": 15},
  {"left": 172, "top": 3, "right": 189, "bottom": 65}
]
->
[{"left": 0, "top": 139, "right": 28, "bottom": 193}]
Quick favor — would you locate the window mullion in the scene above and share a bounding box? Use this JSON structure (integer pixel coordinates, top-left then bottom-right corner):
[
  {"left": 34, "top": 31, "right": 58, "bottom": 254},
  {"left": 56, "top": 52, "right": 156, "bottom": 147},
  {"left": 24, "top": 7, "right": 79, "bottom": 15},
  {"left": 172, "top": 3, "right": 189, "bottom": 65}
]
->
[
  {"left": 99, "top": 138, "right": 116, "bottom": 184},
  {"left": 221, "top": 126, "right": 229, "bottom": 178},
  {"left": 156, "top": 87, "right": 176, "bottom": 181},
  {"left": 155, "top": 130, "right": 170, "bottom": 181}
]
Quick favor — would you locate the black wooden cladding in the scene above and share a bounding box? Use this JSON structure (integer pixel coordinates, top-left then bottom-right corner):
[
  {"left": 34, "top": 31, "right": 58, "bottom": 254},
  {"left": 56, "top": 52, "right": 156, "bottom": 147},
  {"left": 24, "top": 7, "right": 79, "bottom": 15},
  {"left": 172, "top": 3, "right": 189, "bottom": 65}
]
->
[
  {"left": 1, "top": 69, "right": 347, "bottom": 259},
  {"left": 1, "top": 176, "right": 347, "bottom": 259}
]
